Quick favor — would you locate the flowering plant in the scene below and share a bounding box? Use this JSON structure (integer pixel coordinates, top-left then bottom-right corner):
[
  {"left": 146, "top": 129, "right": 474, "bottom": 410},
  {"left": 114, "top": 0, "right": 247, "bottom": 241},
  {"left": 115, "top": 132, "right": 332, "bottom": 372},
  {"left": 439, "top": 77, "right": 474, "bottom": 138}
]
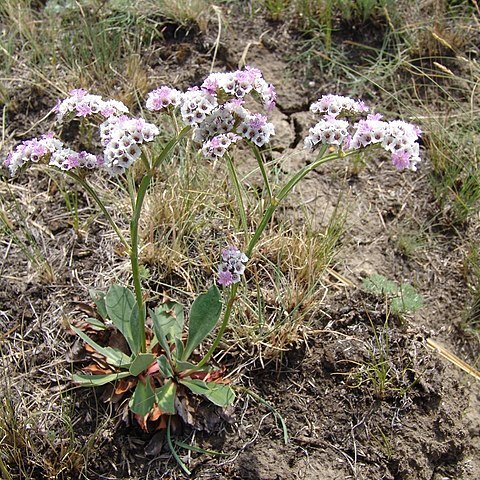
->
[{"left": 5, "top": 67, "right": 421, "bottom": 469}]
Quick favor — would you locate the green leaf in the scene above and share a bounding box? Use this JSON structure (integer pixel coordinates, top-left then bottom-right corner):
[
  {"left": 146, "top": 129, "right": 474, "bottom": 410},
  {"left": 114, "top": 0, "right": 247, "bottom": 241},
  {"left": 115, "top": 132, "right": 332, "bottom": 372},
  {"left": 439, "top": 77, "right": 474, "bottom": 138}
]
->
[
  {"left": 153, "top": 301, "right": 184, "bottom": 341},
  {"left": 155, "top": 379, "right": 176, "bottom": 414},
  {"left": 73, "top": 371, "right": 131, "bottom": 386},
  {"left": 391, "top": 284, "right": 424, "bottom": 314},
  {"left": 105, "top": 284, "right": 141, "bottom": 355},
  {"left": 180, "top": 379, "right": 235, "bottom": 407},
  {"left": 129, "top": 353, "right": 156, "bottom": 376},
  {"left": 129, "top": 376, "right": 155, "bottom": 416},
  {"left": 175, "top": 360, "right": 201, "bottom": 372},
  {"left": 175, "top": 337, "right": 184, "bottom": 359},
  {"left": 183, "top": 286, "right": 222, "bottom": 361},
  {"left": 89, "top": 288, "right": 108, "bottom": 319},
  {"left": 363, "top": 274, "right": 397, "bottom": 295},
  {"left": 157, "top": 355, "right": 174, "bottom": 378},
  {"left": 85, "top": 317, "right": 107, "bottom": 330},
  {"left": 150, "top": 307, "right": 172, "bottom": 360},
  {"left": 70, "top": 324, "right": 131, "bottom": 368},
  {"left": 129, "top": 302, "right": 142, "bottom": 356}
]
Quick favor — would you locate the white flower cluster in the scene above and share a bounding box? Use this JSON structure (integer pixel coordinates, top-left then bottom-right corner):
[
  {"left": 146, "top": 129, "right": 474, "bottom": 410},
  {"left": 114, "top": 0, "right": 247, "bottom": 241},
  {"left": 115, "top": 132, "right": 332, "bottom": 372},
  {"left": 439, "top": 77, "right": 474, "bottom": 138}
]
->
[
  {"left": 6, "top": 89, "right": 161, "bottom": 177},
  {"left": 217, "top": 246, "right": 249, "bottom": 287},
  {"left": 50, "top": 149, "right": 101, "bottom": 171},
  {"left": 310, "top": 94, "right": 368, "bottom": 117},
  {"left": 146, "top": 86, "right": 182, "bottom": 111},
  {"left": 201, "top": 67, "right": 276, "bottom": 111},
  {"left": 236, "top": 113, "right": 275, "bottom": 148},
  {"left": 5, "top": 132, "right": 103, "bottom": 175},
  {"left": 350, "top": 116, "right": 422, "bottom": 171},
  {"left": 100, "top": 116, "right": 159, "bottom": 175},
  {"left": 180, "top": 88, "right": 218, "bottom": 125},
  {"left": 201, "top": 133, "right": 240, "bottom": 159},
  {"left": 55, "top": 89, "right": 129, "bottom": 120},
  {"left": 304, "top": 118, "right": 349, "bottom": 151},
  {"left": 146, "top": 66, "right": 276, "bottom": 161},
  {"left": 305, "top": 97, "right": 422, "bottom": 171}
]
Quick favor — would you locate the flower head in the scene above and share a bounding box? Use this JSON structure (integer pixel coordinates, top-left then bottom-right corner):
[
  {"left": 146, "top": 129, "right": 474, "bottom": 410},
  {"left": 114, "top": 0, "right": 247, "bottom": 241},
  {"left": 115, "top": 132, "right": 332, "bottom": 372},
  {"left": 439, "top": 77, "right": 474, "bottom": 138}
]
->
[
  {"left": 100, "top": 116, "right": 159, "bottom": 175},
  {"left": 5, "top": 133, "right": 63, "bottom": 175},
  {"left": 146, "top": 86, "right": 182, "bottom": 111},
  {"left": 305, "top": 95, "right": 422, "bottom": 171},
  {"left": 147, "top": 66, "right": 276, "bottom": 160},
  {"left": 310, "top": 95, "right": 368, "bottom": 118},
  {"left": 217, "top": 246, "right": 248, "bottom": 287},
  {"left": 55, "top": 91, "right": 129, "bottom": 121}
]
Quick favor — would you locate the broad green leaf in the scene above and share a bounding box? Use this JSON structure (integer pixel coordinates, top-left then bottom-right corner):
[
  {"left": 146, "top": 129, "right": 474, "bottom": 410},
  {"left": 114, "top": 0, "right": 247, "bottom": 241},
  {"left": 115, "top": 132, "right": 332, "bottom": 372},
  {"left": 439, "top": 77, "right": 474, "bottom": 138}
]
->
[
  {"left": 204, "top": 383, "right": 235, "bottom": 407},
  {"left": 129, "top": 353, "right": 156, "bottom": 376},
  {"left": 183, "top": 286, "right": 222, "bottom": 360},
  {"left": 129, "top": 376, "right": 155, "bottom": 416},
  {"left": 129, "top": 302, "right": 142, "bottom": 356},
  {"left": 153, "top": 301, "right": 184, "bottom": 341},
  {"left": 157, "top": 355, "right": 174, "bottom": 378},
  {"left": 180, "top": 378, "right": 209, "bottom": 395},
  {"left": 175, "top": 337, "right": 185, "bottom": 359},
  {"left": 175, "top": 360, "right": 200, "bottom": 372},
  {"left": 73, "top": 371, "right": 131, "bottom": 386},
  {"left": 85, "top": 317, "right": 107, "bottom": 330},
  {"left": 150, "top": 307, "right": 172, "bottom": 360},
  {"left": 155, "top": 379, "right": 176, "bottom": 414},
  {"left": 105, "top": 284, "right": 141, "bottom": 355},
  {"left": 70, "top": 324, "right": 131, "bottom": 368},
  {"left": 89, "top": 288, "right": 108, "bottom": 319},
  {"left": 180, "top": 379, "right": 235, "bottom": 407}
]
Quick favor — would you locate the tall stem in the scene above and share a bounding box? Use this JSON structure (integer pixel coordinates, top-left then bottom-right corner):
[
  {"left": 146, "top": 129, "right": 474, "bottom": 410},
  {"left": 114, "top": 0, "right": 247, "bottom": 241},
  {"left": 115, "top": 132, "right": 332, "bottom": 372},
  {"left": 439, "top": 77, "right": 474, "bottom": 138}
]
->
[
  {"left": 129, "top": 130, "right": 191, "bottom": 353},
  {"left": 225, "top": 153, "right": 248, "bottom": 237},
  {"left": 247, "top": 150, "right": 356, "bottom": 256},
  {"left": 130, "top": 173, "right": 152, "bottom": 353},
  {"left": 252, "top": 145, "right": 272, "bottom": 200}
]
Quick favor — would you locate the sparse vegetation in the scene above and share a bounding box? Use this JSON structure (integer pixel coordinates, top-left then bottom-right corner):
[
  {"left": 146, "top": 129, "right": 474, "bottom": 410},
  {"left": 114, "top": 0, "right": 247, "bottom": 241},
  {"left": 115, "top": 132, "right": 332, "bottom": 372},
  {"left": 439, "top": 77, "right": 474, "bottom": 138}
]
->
[{"left": 1, "top": 0, "right": 479, "bottom": 479}]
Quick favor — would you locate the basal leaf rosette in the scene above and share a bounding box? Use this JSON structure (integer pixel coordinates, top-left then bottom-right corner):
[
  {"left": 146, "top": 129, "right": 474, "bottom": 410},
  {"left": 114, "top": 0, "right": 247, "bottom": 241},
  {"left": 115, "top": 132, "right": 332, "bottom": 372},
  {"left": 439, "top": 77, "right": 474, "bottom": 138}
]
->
[{"left": 72, "top": 284, "right": 235, "bottom": 432}]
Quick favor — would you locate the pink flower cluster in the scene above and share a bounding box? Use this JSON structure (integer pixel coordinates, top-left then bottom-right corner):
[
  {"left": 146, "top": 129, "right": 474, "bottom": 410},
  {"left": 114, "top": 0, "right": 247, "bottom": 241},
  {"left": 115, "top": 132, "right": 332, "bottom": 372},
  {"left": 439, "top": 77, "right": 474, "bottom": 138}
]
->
[
  {"left": 146, "top": 66, "right": 276, "bottom": 161},
  {"left": 305, "top": 97, "right": 422, "bottom": 171},
  {"left": 100, "top": 116, "right": 159, "bottom": 175},
  {"left": 6, "top": 90, "right": 160, "bottom": 176},
  {"left": 217, "top": 246, "right": 248, "bottom": 287},
  {"left": 5, "top": 133, "right": 103, "bottom": 175},
  {"left": 310, "top": 94, "right": 368, "bottom": 117},
  {"left": 145, "top": 86, "right": 182, "bottom": 111},
  {"left": 54, "top": 89, "right": 129, "bottom": 121}
]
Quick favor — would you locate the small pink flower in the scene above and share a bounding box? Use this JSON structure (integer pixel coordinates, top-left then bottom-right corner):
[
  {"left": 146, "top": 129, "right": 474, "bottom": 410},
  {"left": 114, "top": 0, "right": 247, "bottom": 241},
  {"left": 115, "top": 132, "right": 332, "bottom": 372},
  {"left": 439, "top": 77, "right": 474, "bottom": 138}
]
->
[
  {"left": 391, "top": 150, "right": 411, "bottom": 170},
  {"left": 76, "top": 103, "right": 93, "bottom": 117}
]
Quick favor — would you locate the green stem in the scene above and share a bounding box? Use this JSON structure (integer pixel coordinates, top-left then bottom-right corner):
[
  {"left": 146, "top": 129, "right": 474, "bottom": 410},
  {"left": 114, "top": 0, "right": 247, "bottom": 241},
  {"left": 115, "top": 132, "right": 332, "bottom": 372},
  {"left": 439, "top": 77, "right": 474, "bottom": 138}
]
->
[
  {"left": 63, "top": 170, "right": 130, "bottom": 251},
  {"left": 252, "top": 145, "right": 272, "bottom": 200},
  {"left": 130, "top": 130, "right": 191, "bottom": 353},
  {"left": 197, "top": 149, "right": 357, "bottom": 369},
  {"left": 153, "top": 125, "right": 191, "bottom": 170},
  {"left": 167, "top": 416, "right": 191, "bottom": 476},
  {"left": 196, "top": 283, "right": 238, "bottom": 368},
  {"left": 246, "top": 149, "right": 356, "bottom": 257},
  {"left": 225, "top": 153, "right": 248, "bottom": 237},
  {"left": 130, "top": 174, "right": 152, "bottom": 353}
]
